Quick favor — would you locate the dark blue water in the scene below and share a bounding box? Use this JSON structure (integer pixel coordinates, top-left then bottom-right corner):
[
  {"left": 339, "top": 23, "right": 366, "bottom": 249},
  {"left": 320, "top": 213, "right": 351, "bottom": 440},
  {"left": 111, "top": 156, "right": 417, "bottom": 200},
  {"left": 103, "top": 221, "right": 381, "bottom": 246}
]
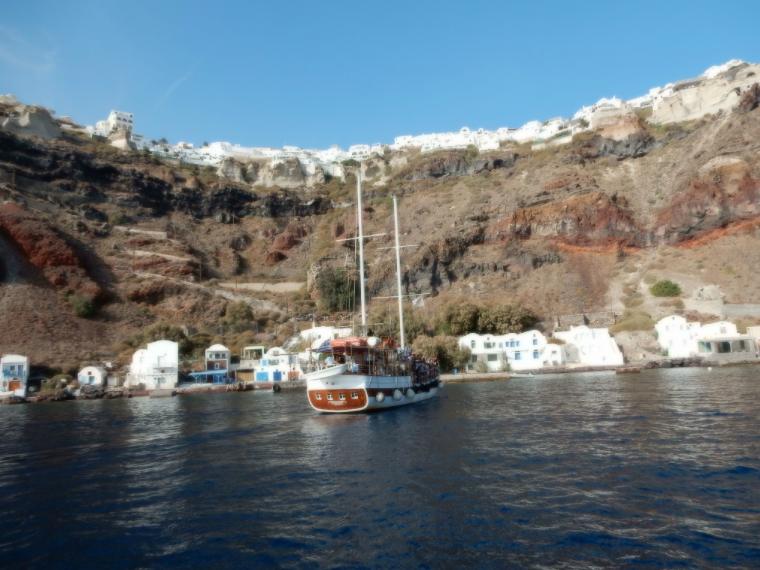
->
[{"left": 1, "top": 367, "right": 760, "bottom": 569}]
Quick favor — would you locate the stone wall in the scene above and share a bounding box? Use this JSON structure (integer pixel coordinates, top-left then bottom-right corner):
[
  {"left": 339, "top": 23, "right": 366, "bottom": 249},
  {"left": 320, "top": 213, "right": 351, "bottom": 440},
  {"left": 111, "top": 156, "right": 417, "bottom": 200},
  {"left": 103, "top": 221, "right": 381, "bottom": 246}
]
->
[{"left": 555, "top": 311, "right": 616, "bottom": 329}]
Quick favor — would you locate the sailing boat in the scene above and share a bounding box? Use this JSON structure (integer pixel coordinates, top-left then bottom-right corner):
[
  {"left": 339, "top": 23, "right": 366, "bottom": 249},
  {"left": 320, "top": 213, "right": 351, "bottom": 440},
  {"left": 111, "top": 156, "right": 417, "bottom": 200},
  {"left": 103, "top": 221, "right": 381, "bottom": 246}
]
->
[{"left": 304, "top": 172, "right": 442, "bottom": 412}]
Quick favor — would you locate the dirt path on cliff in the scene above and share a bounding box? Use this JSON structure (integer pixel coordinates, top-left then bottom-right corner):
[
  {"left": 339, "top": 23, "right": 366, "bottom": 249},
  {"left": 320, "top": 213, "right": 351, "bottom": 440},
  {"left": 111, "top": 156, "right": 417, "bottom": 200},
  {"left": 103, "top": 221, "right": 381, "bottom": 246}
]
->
[{"left": 135, "top": 272, "right": 278, "bottom": 311}]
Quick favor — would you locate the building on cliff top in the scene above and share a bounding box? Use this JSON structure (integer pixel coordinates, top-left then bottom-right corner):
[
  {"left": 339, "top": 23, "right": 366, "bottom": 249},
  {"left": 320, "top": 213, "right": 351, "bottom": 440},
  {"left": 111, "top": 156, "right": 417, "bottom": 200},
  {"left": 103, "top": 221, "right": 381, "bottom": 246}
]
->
[{"left": 1, "top": 354, "right": 28, "bottom": 398}]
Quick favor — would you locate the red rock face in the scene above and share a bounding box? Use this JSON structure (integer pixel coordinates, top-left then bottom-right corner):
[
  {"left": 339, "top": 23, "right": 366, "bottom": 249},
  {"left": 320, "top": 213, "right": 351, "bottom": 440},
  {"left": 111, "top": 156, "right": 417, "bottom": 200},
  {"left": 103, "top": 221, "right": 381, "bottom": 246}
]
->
[
  {"left": 272, "top": 234, "right": 296, "bottom": 250},
  {"left": 265, "top": 251, "right": 286, "bottom": 263},
  {"left": 0, "top": 204, "right": 104, "bottom": 300},
  {"left": 489, "top": 193, "right": 640, "bottom": 247},
  {"left": 284, "top": 223, "right": 310, "bottom": 239},
  {"left": 655, "top": 173, "right": 760, "bottom": 243},
  {"left": 544, "top": 175, "right": 596, "bottom": 191}
]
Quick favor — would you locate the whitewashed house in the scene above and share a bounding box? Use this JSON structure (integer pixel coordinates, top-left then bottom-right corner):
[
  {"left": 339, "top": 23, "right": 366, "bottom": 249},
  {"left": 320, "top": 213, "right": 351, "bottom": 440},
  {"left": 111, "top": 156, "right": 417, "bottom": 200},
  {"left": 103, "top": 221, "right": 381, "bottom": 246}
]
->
[
  {"left": 694, "top": 321, "right": 758, "bottom": 361},
  {"left": 237, "top": 346, "right": 301, "bottom": 382},
  {"left": 78, "top": 365, "right": 107, "bottom": 387},
  {"left": 94, "top": 110, "right": 134, "bottom": 136},
  {"left": 188, "top": 344, "right": 234, "bottom": 384},
  {"left": 553, "top": 326, "right": 624, "bottom": 366},
  {"left": 1, "top": 355, "right": 28, "bottom": 397},
  {"left": 125, "top": 340, "right": 179, "bottom": 390},
  {"left": 459, "top": 331, "right": 550, "bottom": 372},
  {"left": 655, "top": 315, "right": 701, "bottom": 357}
]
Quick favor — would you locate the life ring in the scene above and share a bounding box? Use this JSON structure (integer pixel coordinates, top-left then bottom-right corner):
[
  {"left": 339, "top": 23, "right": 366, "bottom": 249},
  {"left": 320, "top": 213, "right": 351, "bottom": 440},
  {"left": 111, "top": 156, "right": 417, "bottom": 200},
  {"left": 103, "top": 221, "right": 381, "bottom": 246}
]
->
[
  {"left": 375, "top": 391, "right": 385, "bottom": 403},
  {"left": 406, "top": 388, "right": 416, "bottom": 399},
  {"left": 393, "top": 389, "right": 403, "bottom": 401},
  {"left": 272, "top": 383, "right": 281, "bottom": 392}
]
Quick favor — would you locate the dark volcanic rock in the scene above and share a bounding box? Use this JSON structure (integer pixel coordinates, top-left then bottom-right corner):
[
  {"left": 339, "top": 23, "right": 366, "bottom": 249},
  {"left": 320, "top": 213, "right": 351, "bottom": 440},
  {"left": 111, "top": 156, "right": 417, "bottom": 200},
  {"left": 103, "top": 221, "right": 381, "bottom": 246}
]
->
[{"left": 736, "top": 83, "right": 760, "bottom": 115}]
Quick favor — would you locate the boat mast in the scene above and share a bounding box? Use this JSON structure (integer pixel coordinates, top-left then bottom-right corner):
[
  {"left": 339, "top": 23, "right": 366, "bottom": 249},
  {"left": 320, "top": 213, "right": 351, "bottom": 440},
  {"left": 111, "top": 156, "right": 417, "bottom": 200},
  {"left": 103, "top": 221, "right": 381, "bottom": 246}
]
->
[
  {"left": 393, "top": 196, "right": 405, "bottom": 349},
  {"left": 357, "top": 171, "right": 367, "bottom": 336}
]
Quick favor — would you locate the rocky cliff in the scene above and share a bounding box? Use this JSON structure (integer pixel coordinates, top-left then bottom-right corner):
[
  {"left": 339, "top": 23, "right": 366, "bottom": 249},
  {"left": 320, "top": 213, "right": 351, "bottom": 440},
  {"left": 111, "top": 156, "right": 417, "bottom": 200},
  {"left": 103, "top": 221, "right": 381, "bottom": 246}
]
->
[{"left": 2, "top": 80, "right": 760, "bottom": 366}]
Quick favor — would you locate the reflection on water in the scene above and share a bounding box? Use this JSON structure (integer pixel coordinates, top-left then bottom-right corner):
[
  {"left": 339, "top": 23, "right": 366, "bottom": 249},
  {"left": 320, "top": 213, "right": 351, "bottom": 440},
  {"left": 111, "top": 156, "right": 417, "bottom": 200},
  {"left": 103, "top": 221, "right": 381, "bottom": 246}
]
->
[{"left": 1, "top": 367, "right": 760, "bottom": 568}]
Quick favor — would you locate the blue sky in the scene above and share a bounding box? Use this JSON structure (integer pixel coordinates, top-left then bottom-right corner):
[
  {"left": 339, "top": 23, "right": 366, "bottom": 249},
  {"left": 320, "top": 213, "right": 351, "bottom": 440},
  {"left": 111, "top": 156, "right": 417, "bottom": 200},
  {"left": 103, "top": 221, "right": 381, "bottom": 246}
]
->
[{"left": 1, "top": 0, "right": 758, "bottom": 149}]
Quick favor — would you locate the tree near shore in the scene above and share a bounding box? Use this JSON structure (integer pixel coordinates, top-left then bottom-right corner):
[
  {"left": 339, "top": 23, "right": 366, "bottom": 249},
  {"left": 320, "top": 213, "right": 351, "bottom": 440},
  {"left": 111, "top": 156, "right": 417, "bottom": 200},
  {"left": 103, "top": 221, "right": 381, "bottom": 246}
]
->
[{"left": 411, "top": 335, "right": 471, "bottom": 372}]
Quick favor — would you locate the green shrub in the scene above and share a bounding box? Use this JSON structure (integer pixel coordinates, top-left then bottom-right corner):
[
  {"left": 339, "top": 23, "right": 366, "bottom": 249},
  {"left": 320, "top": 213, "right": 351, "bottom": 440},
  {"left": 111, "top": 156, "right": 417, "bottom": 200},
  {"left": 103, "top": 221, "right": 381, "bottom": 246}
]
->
[
  {"left": 221, "top": 300, "right": 254, "bottom": 332},
  {"left": 610, "top": 311, "right": 655, "bottom": 333},
  {"left": 317, "top": 267, "right": 358, "bottom": 312},
  {"left": 474, "top": 360, "right": 488, "bottom": 373},
  {"left": 411, "top": 335, "right": 471, "bottom": 372},
  {"left": 70, "top": 295, "right": 97, "bottom": 318},
  {"left": 649, "top": 280, "right": 682, "bottom": 297},
  {"left": 108, "top": 212, "right": 125, "bottom": 225}
]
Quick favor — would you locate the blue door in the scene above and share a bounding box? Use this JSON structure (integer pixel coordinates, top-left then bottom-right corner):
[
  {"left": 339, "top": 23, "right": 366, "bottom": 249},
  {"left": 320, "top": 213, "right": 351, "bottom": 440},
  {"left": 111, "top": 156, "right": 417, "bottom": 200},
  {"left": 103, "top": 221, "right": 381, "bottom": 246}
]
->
[
  {"left": 256, "top": 372, "right": 269, "bottom": 382},
  {"left": 273, "top": 371, "right": 282, "bottom": 382}
]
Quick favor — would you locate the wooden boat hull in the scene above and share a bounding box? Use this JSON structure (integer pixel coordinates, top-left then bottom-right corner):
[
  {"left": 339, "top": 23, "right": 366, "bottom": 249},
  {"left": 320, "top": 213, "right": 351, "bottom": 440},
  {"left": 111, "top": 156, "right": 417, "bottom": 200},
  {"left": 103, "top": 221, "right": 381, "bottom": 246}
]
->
[{"left": 305, "top": 371, "right": 441, "bottom": 413}]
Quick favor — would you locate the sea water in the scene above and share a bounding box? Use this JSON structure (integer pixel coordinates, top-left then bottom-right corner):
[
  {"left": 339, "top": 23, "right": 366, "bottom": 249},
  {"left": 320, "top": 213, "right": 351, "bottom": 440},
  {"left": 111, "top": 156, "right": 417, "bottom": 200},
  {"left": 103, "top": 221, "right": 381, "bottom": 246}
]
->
[{"left": 1, "top": 367, "right": 759, "bottom": 568}]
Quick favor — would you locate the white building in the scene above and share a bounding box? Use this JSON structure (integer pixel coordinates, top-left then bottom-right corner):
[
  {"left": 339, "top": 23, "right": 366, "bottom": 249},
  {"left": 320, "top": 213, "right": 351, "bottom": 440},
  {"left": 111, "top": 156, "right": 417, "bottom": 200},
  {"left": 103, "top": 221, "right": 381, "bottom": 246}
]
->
[
  {"left": 237, "top": 346, "right": 301, "bottom": 382},
  {"left": 655, "top": 315, "right": 701, "bottom": 357},
  {"left": 187, "top": 344, "right": 235, "bottom": 384},
  {"left": 459, "top": 331, "right": 552, "bottom": 372},
  {"left": 78, "top": 365, "right": 107, "bottom": 387},
  {"left": 1, "top": 354, "right": 28, "bottom": 397},
  {"left": 695, "top": 321, "right": 758, "bottom": 360},
  {"left": 553, "top": 326, "right": 624, "bottom": 367},
  {"left": 125, "top": 340, "right": 179, "bottom": 390},
  {"left": 94, "top": 110, "right": 134, "bottom": 136}
]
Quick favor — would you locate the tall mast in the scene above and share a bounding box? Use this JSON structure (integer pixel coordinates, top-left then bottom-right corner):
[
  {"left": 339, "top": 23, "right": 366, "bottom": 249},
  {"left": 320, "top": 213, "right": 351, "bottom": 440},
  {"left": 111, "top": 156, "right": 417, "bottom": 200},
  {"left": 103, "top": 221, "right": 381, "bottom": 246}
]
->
[
  {"left": 393, "top": 196, "right": 405, "bottom": 349},
  {"left": 357, "top": 171, "right": 367, "bottom": 336}
]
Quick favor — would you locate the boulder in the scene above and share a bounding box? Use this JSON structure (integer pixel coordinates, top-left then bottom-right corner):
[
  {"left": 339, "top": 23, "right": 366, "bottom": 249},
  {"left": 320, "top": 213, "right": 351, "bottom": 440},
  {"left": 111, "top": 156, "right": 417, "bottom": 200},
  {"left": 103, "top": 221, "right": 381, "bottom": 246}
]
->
[
  {"left": 652, "top": 63, "right": 760, "bottom": 123},
  {"left": 736, "top": 83, "right": 760, "bottom": 115},
  {"left": 265, "top": 251, "right": 287, "bottom": 263},
  {"left": 108, "top": 130, "right": 136, "bottom": 151},
  {"left": 306, "top": 167, "right": 325, "bottom": 187},
  {"left": 590, "top": 102, "right": 645, "bottom": 141},
  {"left": 0, "top": 104, "right": 62, "bottom": 139},
  {"left": 273, "top": 234, "right": 296, "bottom": 250},
  {"left": 257, "top": 158, "right": 305, "bottom": 188},
  {"left": 216, "top": 157, "right": 246, "bottom": 183}
]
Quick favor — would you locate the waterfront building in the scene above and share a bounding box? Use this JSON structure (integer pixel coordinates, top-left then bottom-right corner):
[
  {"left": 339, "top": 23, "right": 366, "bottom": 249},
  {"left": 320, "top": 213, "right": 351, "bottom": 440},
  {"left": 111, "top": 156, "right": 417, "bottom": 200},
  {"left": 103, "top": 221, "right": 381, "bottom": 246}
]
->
[
  {"left": 1, "top": 354, "right": 28, "bottom": 397},
  {"left": 78, "top": 365, "right": 107, "bottom": 387},
  {"left": 187, "top": 344, "right": 235, "bottom": 384},
  {"left": 694, "top": 321, "right": 758, "bottom": 361},
  {"left": 237, "top": 346, "right": 301, "bottom": 382},
  {"left": 655, "top": 315, "right": 701, "bottom": 357},
  {"left": 459, "top": 331, "right": 551, "bottom": 372},
  {"left": 553, "top": 326, "right": 624, "bottom": 367},
  {"left": 125, "top": 340, "right": 179, "bottom": 390}
]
